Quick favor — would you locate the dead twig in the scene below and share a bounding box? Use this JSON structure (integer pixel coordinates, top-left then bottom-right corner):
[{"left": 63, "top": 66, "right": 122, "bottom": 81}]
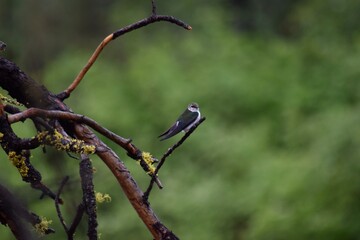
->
[
  {"left": 55, "top": 176, "right": 69, "bottom": 234},
  {"left": 68, "top": 203, "right": 85, "bottom": 238},
  {"left": 60, "top": 4, "right": 191, "bottom": 99}
]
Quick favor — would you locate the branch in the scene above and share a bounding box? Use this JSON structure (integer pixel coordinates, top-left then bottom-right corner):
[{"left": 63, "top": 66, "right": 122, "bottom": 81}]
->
[
  {"left": 112, "top": 14, "right": 191, "bottom": 40},
  {"left": 0, "top": 57, "right": 60, "bottom": 109},
  {"left": 8, "top": 108, "right": 139, "bottom": 157},
  {"left": 0, "top": 112, "right": 60, "bottom": 202},
  {"left": 0, "top": 184, "right": 55, "bottom": 239},
  {"left": 0, "top": 184, "right": 36, "bottom": 240},
  {"left": 68, "top": 203, "right": 85, "bottom": 239},
  {"left": 55, "top": 176, "right": 69, "bottom": 233},
  {"left": 144, "top": 117, "right": 206, "bottom": 199},
  {"left": 73, "top": 124, "right": 178, "bottom": 240},
  {"left": 60, "top": 6, "right": 191, "bottom": 99},
  {"left": 8, "top": 108, "right": 164, "bottom": 188},
  {"left": 79, "top": 154, "right": 98, "bottom": 240}
]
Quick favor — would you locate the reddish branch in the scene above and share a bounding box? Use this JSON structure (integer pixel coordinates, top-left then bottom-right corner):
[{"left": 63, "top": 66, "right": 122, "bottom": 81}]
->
[{"left": 61, "top": 6, "right": 191, "bottom": 99}]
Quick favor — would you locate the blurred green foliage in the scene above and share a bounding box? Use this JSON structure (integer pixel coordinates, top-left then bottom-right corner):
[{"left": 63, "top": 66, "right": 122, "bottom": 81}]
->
[{"left": 1, "top": 0, "right": 360, "bottom": 239}]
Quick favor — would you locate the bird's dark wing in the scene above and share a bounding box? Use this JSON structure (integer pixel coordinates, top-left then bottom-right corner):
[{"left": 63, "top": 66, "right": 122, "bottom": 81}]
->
[
  {"left": 158, "top": 111, "right": 199, "bottom": 141},
  {"left": 158, "top": 121, "right": 181, "bottom": 141}
]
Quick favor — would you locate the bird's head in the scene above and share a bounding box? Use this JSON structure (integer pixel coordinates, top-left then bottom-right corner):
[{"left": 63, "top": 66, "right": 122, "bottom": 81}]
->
[{"left": 188, "top": 102, "right": 199, "bottom": 112}]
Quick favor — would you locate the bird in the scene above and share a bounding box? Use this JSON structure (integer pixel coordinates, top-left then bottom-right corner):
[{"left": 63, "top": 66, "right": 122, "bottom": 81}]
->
[
  {"left": 0, "top": 41, "right": 6, "bottom": 52},
  {"left": 158, "top": 102, "right": 201, "bottom": 141}
]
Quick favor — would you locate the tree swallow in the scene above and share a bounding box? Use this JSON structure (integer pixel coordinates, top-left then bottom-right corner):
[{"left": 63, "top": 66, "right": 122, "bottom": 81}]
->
[
  {"left": 0, "top": 41, "right": 6, "bottom": 52},
  {"left": 158, "top": 102, "right": 201, "bottom": 141}
]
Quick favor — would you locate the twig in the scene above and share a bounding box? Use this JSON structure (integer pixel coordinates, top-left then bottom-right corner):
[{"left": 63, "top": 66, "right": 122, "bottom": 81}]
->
[
  {"left": 144, "top": 117, "right": 206, "bottom": 199},
  {"left": 55, "top": 176, "right": 85, "bottom": 240},
  {"left": 60, "top": 6, "right": 191, "bottom": 99},
  {"left": 151, "top": 0, "right": 157, "bottom": 15},
  {"left": 60, "top": 34, "right": 113, "bottom": 99},
  {"left": 55, "top": 176, "right": 69, "bottom": 233},
  {"left": 68, "top": 203, "right": 85, "bottom": 239},
  {"left": 112, "top": 15, "right": 192, "bottom": 40}
]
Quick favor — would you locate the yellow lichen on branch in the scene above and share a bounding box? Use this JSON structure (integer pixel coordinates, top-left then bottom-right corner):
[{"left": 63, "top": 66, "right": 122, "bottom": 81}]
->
[
  {"left": 95, "top": 192, "right": 112, "bottom": 203},
  {"left": 37, "top": 130, "right": 96, "bottom": 154},
  {"left": 34, "top": 217, "right": 52, "bottom": 235},
  {"left": 138, "top": 152, "right": 163, "bottom": 189},
  {"left": 8, "top": 151, "right": 29, "bottom": 177},
  {"left": 0, "top": 94, "right": 23, "bottom": 106},
  {"left": 138, "top": 152, "right": 157, "bottom": 175}
]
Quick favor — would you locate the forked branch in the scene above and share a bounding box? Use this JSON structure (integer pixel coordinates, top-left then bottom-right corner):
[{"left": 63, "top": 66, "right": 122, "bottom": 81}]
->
[{"left": 61, "top": 2, "right": 191, "bottom": 99}]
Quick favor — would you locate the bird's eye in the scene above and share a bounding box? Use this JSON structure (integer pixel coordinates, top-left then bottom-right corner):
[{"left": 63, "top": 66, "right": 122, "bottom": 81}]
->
[{"left": 189, "top": 103, "right": 198, "bottom": 110}]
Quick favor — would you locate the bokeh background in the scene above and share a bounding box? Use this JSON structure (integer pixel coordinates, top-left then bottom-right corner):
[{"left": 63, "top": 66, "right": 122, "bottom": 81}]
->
[{"left": 1, "top": 0, "right": 360, "bottom": 239}]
